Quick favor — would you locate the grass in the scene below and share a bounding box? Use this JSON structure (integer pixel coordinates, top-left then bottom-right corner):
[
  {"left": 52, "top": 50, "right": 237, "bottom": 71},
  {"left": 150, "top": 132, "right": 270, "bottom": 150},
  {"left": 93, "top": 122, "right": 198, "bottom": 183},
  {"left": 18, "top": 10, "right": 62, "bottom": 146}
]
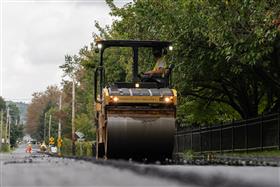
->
[
  {"left": 223, "top": 149, "right": 280, "bottom": 157},
  {"left": 181, "top": 149, "right": 280, "bottom": 159},
  {"left": 182, "top": 150, "right": 201, "bottom": 160}
]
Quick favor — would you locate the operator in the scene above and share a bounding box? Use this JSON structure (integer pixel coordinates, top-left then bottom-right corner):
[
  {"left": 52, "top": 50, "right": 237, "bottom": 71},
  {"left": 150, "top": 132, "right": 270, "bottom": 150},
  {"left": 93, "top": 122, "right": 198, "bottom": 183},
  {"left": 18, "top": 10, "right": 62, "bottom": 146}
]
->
[
  {"left": 143, "top": 47, "right": 166, "bottom": 78},
  {"left": 40, "top": 141, "right": 47, "bottom": 152}
]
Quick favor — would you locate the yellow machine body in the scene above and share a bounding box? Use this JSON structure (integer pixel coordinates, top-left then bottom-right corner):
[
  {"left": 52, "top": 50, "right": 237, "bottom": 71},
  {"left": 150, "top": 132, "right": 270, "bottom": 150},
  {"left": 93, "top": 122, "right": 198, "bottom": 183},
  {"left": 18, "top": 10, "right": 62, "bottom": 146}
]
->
[
  {"left": 103, "top": 88, "right": 177, "bottom": 105},
  {"left": 95, "top": 87, "right": 177, "bottom": 160}
]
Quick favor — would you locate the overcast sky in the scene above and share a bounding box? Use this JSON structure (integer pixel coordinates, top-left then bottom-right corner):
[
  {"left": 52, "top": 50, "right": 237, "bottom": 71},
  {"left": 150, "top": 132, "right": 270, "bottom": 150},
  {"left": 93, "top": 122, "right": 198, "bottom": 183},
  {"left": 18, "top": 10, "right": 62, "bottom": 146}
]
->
[{"left": 1, "top": 0, "right": 130, "bottom": 103}]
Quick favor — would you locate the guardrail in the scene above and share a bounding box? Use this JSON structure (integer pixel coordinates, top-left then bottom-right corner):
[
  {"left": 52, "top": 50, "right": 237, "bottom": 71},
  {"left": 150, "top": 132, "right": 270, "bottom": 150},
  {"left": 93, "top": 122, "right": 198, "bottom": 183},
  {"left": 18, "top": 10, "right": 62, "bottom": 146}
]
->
[{"left": 174, "top": 112, "right": 280, "bottom": 153}]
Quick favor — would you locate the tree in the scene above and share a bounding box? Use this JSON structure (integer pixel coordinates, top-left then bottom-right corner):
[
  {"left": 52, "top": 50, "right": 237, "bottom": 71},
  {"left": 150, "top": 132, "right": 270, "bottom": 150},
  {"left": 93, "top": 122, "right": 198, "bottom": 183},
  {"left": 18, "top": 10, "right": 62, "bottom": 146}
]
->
[
  {"left": 0, "top": 96, "right": 5, "bottom": 111},
  {"left": 175, "top": 1, "right": 280, "bottom": 119},
  {"left": 101, "top": 0, "right": 280, "bottom": 122},
  {"left": 5, "top": 102, "right": 23, "bottom": 147},
  {"left": 7, "top": 103, "right": 20, "bottom": 125},
  {"left": 59, "top": 54, "right": 96, "bottom": 141},
  {"left": 75, "top": 113, "right": 95, "bottom": 140},
  {"left": 26, "top": 86, "right": 61, "bottom": 140},
  {"left": 34, "top": 0, "right": 280, "bottom": 131},
  {"left": 10, "top": 125, "right": 24, "bottom": 147}
]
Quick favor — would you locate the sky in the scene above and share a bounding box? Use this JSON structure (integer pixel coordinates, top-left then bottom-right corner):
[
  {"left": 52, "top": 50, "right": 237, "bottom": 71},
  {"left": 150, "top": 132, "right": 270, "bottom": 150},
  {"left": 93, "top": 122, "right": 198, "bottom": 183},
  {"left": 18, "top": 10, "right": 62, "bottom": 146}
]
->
[{"left": 1, "top": 0, "right": 130, "bottom": 103}]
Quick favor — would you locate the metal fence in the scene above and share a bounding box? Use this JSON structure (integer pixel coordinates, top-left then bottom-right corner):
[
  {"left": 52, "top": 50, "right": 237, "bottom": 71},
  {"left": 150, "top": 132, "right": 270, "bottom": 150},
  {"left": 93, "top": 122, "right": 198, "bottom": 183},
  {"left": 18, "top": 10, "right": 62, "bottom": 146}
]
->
[{"left": 174, "top": 112, "right": 280, "bottom": 153}]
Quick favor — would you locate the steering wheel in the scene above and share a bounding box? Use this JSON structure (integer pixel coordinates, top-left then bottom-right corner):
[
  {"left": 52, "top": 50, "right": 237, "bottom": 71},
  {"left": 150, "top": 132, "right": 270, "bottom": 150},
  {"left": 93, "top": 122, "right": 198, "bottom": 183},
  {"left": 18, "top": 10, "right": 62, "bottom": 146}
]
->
[
  {"left": 142, "top": 76, "right": 162, "bottom": 84},
  {"left": 138, "top": 72, "right": 163, "bottom": 85}
]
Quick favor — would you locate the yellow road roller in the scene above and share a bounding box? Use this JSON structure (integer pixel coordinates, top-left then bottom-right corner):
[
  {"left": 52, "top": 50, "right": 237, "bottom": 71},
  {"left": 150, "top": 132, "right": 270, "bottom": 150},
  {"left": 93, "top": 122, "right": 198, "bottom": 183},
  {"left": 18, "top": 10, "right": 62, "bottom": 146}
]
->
[{"left": 94, "top": 40, "right": 176, "bottom": 160}]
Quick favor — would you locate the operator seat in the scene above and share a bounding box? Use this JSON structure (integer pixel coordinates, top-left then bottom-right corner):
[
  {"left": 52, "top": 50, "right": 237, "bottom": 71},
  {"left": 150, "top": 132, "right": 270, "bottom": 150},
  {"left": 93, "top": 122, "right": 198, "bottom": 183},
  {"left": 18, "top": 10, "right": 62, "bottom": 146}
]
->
[{"left": 141, "top": 64, "right": 174, "bottom": 87}]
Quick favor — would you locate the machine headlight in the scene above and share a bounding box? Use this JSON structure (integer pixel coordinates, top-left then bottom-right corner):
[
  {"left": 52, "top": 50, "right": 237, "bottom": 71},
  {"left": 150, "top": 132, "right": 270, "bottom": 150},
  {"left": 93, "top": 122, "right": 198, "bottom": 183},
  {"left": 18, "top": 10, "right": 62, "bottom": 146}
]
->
[
  {"left": 168, "top": 45, "right": 173, "bottom": 51},
  {"left": 135, "top": 83, "right": 140, "bottom": 88},
  {"left": 113, "top": 96, "right": 119, "bottom": 102},
  {"left": 97, "top": 43, "right": 102, "bottom": 49},
  {"left": 110, "top": 96, "right": 119, "bottom": 102},
  {"left": 164, "top": 97, "right": 171, "bottom": 102},
  {"left": 164, "top": 96, "right": 174, "bottom": 103}
]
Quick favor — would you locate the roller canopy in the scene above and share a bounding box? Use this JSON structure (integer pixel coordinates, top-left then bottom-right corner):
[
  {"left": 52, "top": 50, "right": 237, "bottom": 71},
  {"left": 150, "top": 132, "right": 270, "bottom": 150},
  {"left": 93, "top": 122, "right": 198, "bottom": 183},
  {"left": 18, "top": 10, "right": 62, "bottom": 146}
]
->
[{"left": 95, "top": 40, "right": 171, "bottom": 49}]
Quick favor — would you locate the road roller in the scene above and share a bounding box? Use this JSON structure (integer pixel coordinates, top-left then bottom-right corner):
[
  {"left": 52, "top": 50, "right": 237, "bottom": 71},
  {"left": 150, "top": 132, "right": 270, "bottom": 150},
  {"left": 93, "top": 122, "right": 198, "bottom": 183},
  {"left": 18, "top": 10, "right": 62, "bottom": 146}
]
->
[{"left": 94, "top": 40, "right": 177, "bottom": 160}]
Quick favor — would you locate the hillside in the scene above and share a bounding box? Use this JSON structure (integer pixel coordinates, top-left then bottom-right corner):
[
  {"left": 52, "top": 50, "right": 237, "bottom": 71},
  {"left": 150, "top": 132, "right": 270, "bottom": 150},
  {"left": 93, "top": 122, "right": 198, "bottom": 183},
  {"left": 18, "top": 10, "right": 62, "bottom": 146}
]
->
[
  {"left": 6, "top": 101, "right": 28, "bottom": 124},
  {"left": 15, "top": 102, "right": 28, "bottom": 124}
]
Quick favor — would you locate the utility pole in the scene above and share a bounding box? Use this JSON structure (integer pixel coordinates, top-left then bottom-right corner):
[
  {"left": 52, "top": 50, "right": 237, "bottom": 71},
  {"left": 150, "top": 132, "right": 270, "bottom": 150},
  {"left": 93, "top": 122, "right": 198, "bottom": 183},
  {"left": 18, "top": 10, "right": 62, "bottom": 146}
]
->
[
  {"left": 58, "top": 94, "right": 62, "bottom": 155},
  {"left": 0, "top": 109, "right": 3, "bottom": 148},
  {"left": 8, "top": 115, "right": 11, "bottom": 144},
  {"left": 72, "top": 76, "right": 76, "bottom": 155},
  {"left": 43, "top": 113, "right": 47, "bottom": 143},
  {"left": 48, "top": 114, "right": 52, "bottom": 146},
  {"left": 5, "top": 107, "right": 9, "bottom": 144}
]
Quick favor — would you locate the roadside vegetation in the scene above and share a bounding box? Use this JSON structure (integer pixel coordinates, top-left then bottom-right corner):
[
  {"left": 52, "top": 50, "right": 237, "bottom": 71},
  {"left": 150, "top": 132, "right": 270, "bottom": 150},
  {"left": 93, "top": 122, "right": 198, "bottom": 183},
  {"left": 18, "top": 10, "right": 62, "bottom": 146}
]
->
[
  {"left": 25, "top": 1, "right": 280, "bottom": 155},
  {"left": 223, "top": 150, "right": 280, "bottom": 157},
  {"left": 181, "top": 149, "right": 280, "bottom": 159},
  {"left": 0, "top": 97, "right": 24, "bottom": 152},
  {"left": 61, "top": 138, "right": 93, "bottom": 157}
]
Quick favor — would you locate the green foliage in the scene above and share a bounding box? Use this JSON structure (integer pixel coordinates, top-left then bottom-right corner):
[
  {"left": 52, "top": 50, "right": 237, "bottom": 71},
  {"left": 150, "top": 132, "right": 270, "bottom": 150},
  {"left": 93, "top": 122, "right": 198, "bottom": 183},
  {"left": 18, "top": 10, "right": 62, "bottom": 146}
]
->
[
  {"left": 61, "top": 138, "right": 72, "bottom": 156},
  {"left": 61, "top": 138, "right": 93, "bottom": 157},
  {"left": 173, "top": 0, "right": 280, "bottom": 119},
  {"left": 75, "top": 141, "right": 93, "bottom": 157},
  {"left": 34, "top": 0, "right": 280, "bottom": 138},
  {"left": 7, "top": 102, "right": 20, "bottom": 125},
  {"left": 10, "top": 125, "right": 24, "bottom": 147},
  {"left": 75, "top": 113, "right": 95, "bottom": 141},
  {"left": 178, "top": 98, "right": 240, "bottom": 126},
  {"left": 26, "top": 86, "right": 61, "bottom": 141},
  {"left": 0, "top": 144, "right": 10, "bottom": 152},
  {"left": 14, "top": 102, "right": 28, "bottom": 124},
  {"left": 99, "top": 0, "right": 280, "bottom": 123},
  {"left": 224, "top": 149, "right": 280, "bottom": 157},
  {"left": 182, "top": 149, "right": 195, "bottom": 160},
  {"left": 60, "top": 55, "right": 80, "bottom": 78},
  {"left": 3, "top": 102, "right": 23, "bottom": 147},
  {"left": 60, "top": 0, "right": 280, "bottom": 125},
  {"left": 0, "top": 96, "right": 5, "bottom": 111},
  {"left": 44, "top": 107, "right": 59, "bottom": 143}
]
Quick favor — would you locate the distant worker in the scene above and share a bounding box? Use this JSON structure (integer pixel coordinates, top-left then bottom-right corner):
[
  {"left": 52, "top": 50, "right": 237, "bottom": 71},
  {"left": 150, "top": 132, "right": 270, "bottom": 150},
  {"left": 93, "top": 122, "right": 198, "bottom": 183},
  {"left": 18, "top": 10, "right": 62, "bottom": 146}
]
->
[
  {"left": 40, "top": 142, "right": 47, "bottom": 152},
  {"left": 25, "top": 143, "right": 32, "bottom": 153}
]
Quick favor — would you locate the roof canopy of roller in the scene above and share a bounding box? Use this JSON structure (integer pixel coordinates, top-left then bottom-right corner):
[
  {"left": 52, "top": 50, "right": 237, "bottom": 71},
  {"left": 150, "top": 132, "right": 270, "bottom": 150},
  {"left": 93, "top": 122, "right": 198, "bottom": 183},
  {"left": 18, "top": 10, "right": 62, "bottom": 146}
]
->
[
  {"left": 95, "top": 40, "right": 171, "bottom": 49},
  {"left": 93, "top": 39, "right": 174, "bottom": 96}
]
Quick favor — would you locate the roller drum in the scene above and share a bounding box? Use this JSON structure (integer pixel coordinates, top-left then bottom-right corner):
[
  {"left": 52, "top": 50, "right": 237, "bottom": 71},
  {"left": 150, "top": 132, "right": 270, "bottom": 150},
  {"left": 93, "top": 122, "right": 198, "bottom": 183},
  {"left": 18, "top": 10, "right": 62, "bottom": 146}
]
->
[{"left": 106, "top": 109, "right": 175, "bottom": 159}]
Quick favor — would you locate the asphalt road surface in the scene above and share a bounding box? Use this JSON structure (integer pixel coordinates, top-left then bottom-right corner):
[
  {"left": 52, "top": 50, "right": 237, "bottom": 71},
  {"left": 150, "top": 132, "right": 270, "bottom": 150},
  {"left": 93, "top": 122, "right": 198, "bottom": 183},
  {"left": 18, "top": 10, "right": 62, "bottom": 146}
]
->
[{"left": 0, "top": 144, "right": 279, "bottom": 187}]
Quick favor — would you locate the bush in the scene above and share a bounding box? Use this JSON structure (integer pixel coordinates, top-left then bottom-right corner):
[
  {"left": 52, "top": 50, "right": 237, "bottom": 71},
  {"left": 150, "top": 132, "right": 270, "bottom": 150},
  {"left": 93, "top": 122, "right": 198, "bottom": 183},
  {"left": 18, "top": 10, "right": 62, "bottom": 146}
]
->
[
  {"left": 61, "top": 138, "right": 72, "bottom": 156},
  {"left": 76, "top": 141, "right": 93, "bottom": 157},
  {"left": 61, "top": 138, "right": 94, "bottom": 157},
  {"left": 0, "top": 144, "right": 10, "bottom": 152},
  {"left": 183, "top": 149, "right": 195, "bottom": 160}
]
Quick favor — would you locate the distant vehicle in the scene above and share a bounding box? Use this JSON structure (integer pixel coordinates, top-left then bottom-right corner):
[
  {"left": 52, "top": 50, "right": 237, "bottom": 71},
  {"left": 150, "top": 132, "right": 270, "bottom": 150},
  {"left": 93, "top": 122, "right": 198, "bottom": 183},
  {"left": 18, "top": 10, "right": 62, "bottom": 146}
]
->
[
  {"left": 51, "top": 146, "right": 57, "bottom": 153},
  {"left": 30, "top": 140, "right": 37, "bottom": 144}
]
